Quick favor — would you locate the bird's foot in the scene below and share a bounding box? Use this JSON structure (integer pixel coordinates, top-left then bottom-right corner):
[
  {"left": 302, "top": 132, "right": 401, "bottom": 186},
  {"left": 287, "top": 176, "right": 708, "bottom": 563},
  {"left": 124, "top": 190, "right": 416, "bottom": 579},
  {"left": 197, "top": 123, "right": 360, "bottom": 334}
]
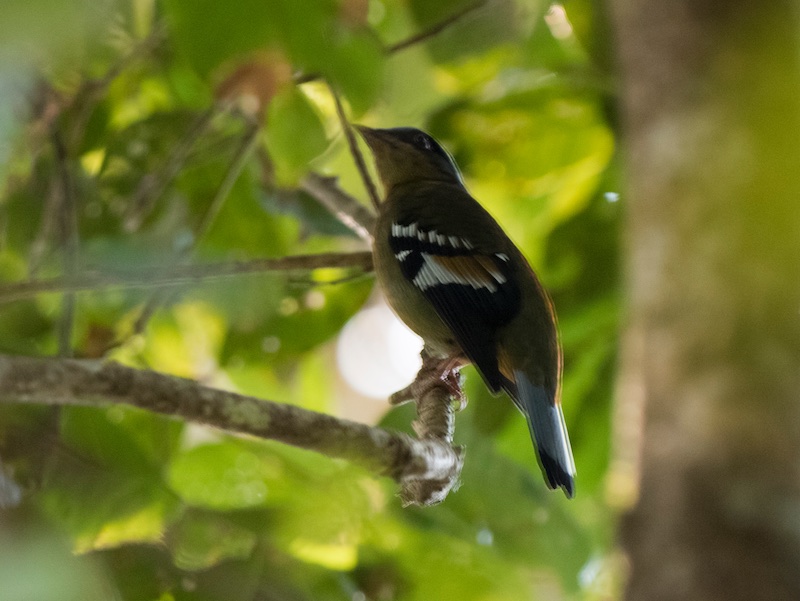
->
[
  {"left": 414, "top": 354, "right": 466, "bottom": 410},
  {"left": 389, "top": 350, "right": 467, "bottom": 409}
]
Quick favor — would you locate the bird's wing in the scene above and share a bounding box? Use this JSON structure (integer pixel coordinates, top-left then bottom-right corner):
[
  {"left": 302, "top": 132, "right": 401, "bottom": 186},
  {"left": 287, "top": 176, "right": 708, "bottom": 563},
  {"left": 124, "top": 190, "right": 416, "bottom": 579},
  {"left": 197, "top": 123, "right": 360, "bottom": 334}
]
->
[{"left": 388, "top": 219, "right": 521, "bottom": 392}]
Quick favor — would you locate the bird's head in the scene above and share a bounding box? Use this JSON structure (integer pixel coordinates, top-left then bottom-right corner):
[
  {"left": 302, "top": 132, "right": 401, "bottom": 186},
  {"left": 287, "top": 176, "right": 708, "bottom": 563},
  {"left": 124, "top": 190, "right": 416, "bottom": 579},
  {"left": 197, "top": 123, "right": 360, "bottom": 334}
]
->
[{"left": 355, "top": 126, "right": 464, "bottom": 192}]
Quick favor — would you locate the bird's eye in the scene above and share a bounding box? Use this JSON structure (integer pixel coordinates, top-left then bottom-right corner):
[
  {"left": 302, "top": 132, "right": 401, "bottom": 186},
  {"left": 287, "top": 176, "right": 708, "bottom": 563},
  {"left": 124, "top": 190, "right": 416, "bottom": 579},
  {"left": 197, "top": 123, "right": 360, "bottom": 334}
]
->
[{"left": 414, "top": 133, "right": 432, "bottom": 151}]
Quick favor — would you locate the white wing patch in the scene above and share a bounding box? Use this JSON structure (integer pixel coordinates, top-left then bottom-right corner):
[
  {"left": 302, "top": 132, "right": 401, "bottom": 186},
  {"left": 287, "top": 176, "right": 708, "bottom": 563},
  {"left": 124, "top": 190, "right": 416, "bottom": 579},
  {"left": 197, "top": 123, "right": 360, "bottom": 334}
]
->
[
  {"left": 390, "top": 222, "right": 508, "bottom": 292},
  {"left": 412, "top": 253, "right": 507, "bottom": 292},
  {"left": 390, "top": 221, "right": 474, "bottom": 251}
]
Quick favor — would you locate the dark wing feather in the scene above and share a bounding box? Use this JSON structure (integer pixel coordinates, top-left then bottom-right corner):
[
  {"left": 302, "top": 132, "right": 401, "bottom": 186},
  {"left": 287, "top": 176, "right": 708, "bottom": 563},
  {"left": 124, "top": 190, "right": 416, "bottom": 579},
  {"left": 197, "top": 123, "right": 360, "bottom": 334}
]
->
[{"left": 389, "top": 220, "right": 521, "bottom": 392}]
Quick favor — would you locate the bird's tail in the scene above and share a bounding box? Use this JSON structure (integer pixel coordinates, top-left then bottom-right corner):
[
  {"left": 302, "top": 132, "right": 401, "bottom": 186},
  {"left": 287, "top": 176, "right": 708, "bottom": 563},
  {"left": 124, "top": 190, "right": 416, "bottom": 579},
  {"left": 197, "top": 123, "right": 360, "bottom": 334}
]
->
[{"left": 513, "top": 371, "right": 576, "bottom": 498}]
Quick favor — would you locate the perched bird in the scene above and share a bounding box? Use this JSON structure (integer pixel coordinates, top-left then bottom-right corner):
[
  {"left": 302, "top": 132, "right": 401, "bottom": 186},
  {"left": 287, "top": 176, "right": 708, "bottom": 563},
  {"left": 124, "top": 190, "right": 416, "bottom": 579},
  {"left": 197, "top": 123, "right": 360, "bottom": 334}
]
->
[{"left": 357, "top": 125, "right": 576, "bottom": 498}]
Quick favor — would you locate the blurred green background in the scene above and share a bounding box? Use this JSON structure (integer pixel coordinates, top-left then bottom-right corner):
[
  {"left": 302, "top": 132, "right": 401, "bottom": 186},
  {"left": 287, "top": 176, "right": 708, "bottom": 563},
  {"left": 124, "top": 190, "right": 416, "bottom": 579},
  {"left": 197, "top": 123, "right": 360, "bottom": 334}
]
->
[{"left": 0, "top": 0, "right": 620, "bottom": 599}]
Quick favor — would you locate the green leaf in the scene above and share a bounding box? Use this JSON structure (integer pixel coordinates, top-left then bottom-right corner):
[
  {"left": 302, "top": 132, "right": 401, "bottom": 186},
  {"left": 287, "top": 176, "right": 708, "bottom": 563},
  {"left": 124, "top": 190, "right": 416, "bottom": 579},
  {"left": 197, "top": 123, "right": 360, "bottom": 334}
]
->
[
  {"left": 562, "top": 0, "right": 615, "bottom": 73},
  {"left": 167, "top": 441, "right": 292, "bottom": 510},
  {"left": 163, "top": 0, "right": 280, "bottom": 77},
  {"left": 266, "top": 88, "right": 330, "bottom": 184},
  {"left": 219, "top": 274, "right": 373, "bottom": 366},
  {"left": 60, "top": 406, "right": 178, "bottom": 472},
  {"left": 194, "top": 165, "right": 301, "bottom": 256},
  {"left": 407, "top": 0, "right": 522, "bottom": 63},
  {"left": 163, "top": 0, "right": 384, "bottom": 113},
  {"left": 318, "top": 29, "right": 384, "bottom": 115},
  {"left": 39, "top": 451, "right": 180, "bottom": 552},
  {"left": 38, "top": 407, "right": 183, "bottom": 552},
  {"left": 383, "top": 524, "right": 533, "bottom": 601},
  {"left": 168, "top": 510, "right": 257, "bottom": 571}
]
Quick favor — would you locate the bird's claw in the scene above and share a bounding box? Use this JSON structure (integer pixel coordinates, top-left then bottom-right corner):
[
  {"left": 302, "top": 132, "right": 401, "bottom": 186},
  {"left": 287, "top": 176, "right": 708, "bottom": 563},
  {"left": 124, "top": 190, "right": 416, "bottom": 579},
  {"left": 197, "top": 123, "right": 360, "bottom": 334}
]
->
[{"left": 439, "top": 368, "right": 467, "bottom": 411}]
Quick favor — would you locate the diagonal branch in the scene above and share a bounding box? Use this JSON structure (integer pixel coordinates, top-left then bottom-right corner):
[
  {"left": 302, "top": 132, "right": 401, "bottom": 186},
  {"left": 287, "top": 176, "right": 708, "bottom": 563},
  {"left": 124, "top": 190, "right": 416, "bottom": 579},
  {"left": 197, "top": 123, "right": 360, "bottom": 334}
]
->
[
  {"left": 300, "top": 172, "right": 376, "bottom": 241},
  {"left": 328, "top": 83, "right": 381, "bottom": 210},
  {"left": 0, "top": 251, "right": 374, "bottom": 304},
  {"left": 0, "top": 355, "right": 461, "bottom": 504},
  {"left": 386, "top": 0, "right": 488, "bottom": 53}
]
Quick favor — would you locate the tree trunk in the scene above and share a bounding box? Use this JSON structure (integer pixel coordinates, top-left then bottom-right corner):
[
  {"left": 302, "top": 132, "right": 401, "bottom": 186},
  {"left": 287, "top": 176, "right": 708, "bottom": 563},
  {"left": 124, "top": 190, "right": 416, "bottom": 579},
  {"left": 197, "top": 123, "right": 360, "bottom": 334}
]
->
[{"left": 611, "top": 1, "right": 800, "bottom": 600}]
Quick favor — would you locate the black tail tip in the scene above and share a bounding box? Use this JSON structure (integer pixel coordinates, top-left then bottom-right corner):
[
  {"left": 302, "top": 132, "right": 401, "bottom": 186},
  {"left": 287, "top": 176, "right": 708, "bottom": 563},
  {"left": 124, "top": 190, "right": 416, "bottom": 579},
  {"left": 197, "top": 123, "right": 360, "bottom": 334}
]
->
[{"left": 539, "top": 452, "right": 575, "bottom": 499}]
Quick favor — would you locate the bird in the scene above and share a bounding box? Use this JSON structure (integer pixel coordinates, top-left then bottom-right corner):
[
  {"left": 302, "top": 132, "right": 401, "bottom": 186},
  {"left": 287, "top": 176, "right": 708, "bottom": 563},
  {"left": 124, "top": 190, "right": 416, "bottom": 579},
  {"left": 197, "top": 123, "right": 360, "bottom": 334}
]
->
[{"left": 356, "top": 125, "right": 576, "bottom": 498}]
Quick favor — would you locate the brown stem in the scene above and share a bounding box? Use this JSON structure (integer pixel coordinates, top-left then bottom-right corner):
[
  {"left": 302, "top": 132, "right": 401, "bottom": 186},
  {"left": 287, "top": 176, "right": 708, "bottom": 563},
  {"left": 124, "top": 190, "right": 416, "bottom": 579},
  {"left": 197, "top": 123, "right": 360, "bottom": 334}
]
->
[{"left": 0, "top": 355, "right": 460, "bottom": 499}]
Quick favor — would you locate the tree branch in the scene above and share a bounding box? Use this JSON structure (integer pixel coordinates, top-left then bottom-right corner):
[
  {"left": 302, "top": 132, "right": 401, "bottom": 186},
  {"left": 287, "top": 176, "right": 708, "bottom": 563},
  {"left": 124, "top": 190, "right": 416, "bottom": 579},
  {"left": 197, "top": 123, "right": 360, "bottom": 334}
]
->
[
  {"left": 300, "top": 172, "right": 375, "bottom": 241},
  {"left": 328, "top": 83, "right": 381, "bottom": 210},
  {"left": 386, "top": 0, "right": 487, "bottom": 54},
  {"left": 0, "top": 251, "right": 373, "bottom": 304},
  {"left": 396, "top": 348, "right": 464, "bottom": 506},
  {"left": 0, "top": 354, "right": 460, "bottom": 505}
]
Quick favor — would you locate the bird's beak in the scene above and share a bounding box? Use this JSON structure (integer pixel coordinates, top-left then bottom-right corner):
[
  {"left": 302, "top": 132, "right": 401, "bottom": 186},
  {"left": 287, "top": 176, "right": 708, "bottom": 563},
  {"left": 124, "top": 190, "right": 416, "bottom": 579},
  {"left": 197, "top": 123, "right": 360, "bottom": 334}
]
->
[
  {"left": 355, "top": 126, "right": 401, "bottom": 166},
  {"left": 354, "top": 124, "right": 375, "bottom": 146}
]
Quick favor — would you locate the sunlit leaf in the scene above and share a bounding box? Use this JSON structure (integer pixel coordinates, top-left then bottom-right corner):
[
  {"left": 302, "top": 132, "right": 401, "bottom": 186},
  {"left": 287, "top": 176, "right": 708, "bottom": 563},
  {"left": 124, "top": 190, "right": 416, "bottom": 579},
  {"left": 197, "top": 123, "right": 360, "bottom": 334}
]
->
[
  {"left": 39, "top": 454, "right": 180, "bottom": 552},
  {"left": 168, "top": 442, "right": 279, "bottom": 510},
  {"left": 266, "top": 87, "right": 330, "bottom": 184},
  {"left": 168, "top": 510, "right": 257, "bottom": 570}
]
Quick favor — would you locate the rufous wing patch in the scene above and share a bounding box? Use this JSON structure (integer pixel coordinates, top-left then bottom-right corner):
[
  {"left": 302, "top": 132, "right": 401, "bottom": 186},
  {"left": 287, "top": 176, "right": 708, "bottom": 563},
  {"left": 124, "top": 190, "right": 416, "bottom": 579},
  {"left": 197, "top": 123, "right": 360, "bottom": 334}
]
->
[
  {"left": 414, "top": 254, "right": 506, "bottom": 292},
  {"left": 497, "top": 345, "right": 516, "bottom": 384}
]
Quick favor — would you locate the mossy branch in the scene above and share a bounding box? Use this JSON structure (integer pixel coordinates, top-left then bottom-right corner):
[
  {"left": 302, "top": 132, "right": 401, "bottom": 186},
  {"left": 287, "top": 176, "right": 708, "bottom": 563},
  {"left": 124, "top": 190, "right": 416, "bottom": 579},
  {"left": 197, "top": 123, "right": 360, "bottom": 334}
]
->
[{"left": 0, "top": 354, "right": 461, "bottom": 505}]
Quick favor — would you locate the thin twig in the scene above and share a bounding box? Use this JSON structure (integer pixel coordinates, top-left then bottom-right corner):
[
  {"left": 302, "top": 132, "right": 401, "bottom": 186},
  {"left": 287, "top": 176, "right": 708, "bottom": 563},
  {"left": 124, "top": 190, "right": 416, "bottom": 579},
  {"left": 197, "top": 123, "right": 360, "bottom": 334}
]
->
[
  {"left": 122, "top": 116, "right": 261, "bottom": 345},
  {"left": 123, "top": 106, "right": 219, "bottom": 232},
  {"left": 293, "top": 0, "right": 489, "bottom": 87},
  {"left": 386, "top": 0, "right": 488, "bottom": 53},
  {"left": 195, "top": 117, "right": 261, "bottom": 239},
  {"left": 300, "top": 172, "right": 375, "bottom": 241},
  {"left": 0, "top": 251, "right": 374, "bottom": 304},
  {"left": 0, "top": 355, "right": 462, "bottom": 505},
  {"left": 328, "top": 83, "right": 381, "bottom": 210},
  {"left": 51, "top": 129, "right": 79, "bottom": 357}
]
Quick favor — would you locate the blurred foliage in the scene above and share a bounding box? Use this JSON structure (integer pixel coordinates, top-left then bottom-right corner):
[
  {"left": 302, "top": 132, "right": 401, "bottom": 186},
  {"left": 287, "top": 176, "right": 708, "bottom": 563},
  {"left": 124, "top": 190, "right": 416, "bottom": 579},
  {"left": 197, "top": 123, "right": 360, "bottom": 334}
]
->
[{"left": 0, "top": 0, "right": 620, "bottom": 600}]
